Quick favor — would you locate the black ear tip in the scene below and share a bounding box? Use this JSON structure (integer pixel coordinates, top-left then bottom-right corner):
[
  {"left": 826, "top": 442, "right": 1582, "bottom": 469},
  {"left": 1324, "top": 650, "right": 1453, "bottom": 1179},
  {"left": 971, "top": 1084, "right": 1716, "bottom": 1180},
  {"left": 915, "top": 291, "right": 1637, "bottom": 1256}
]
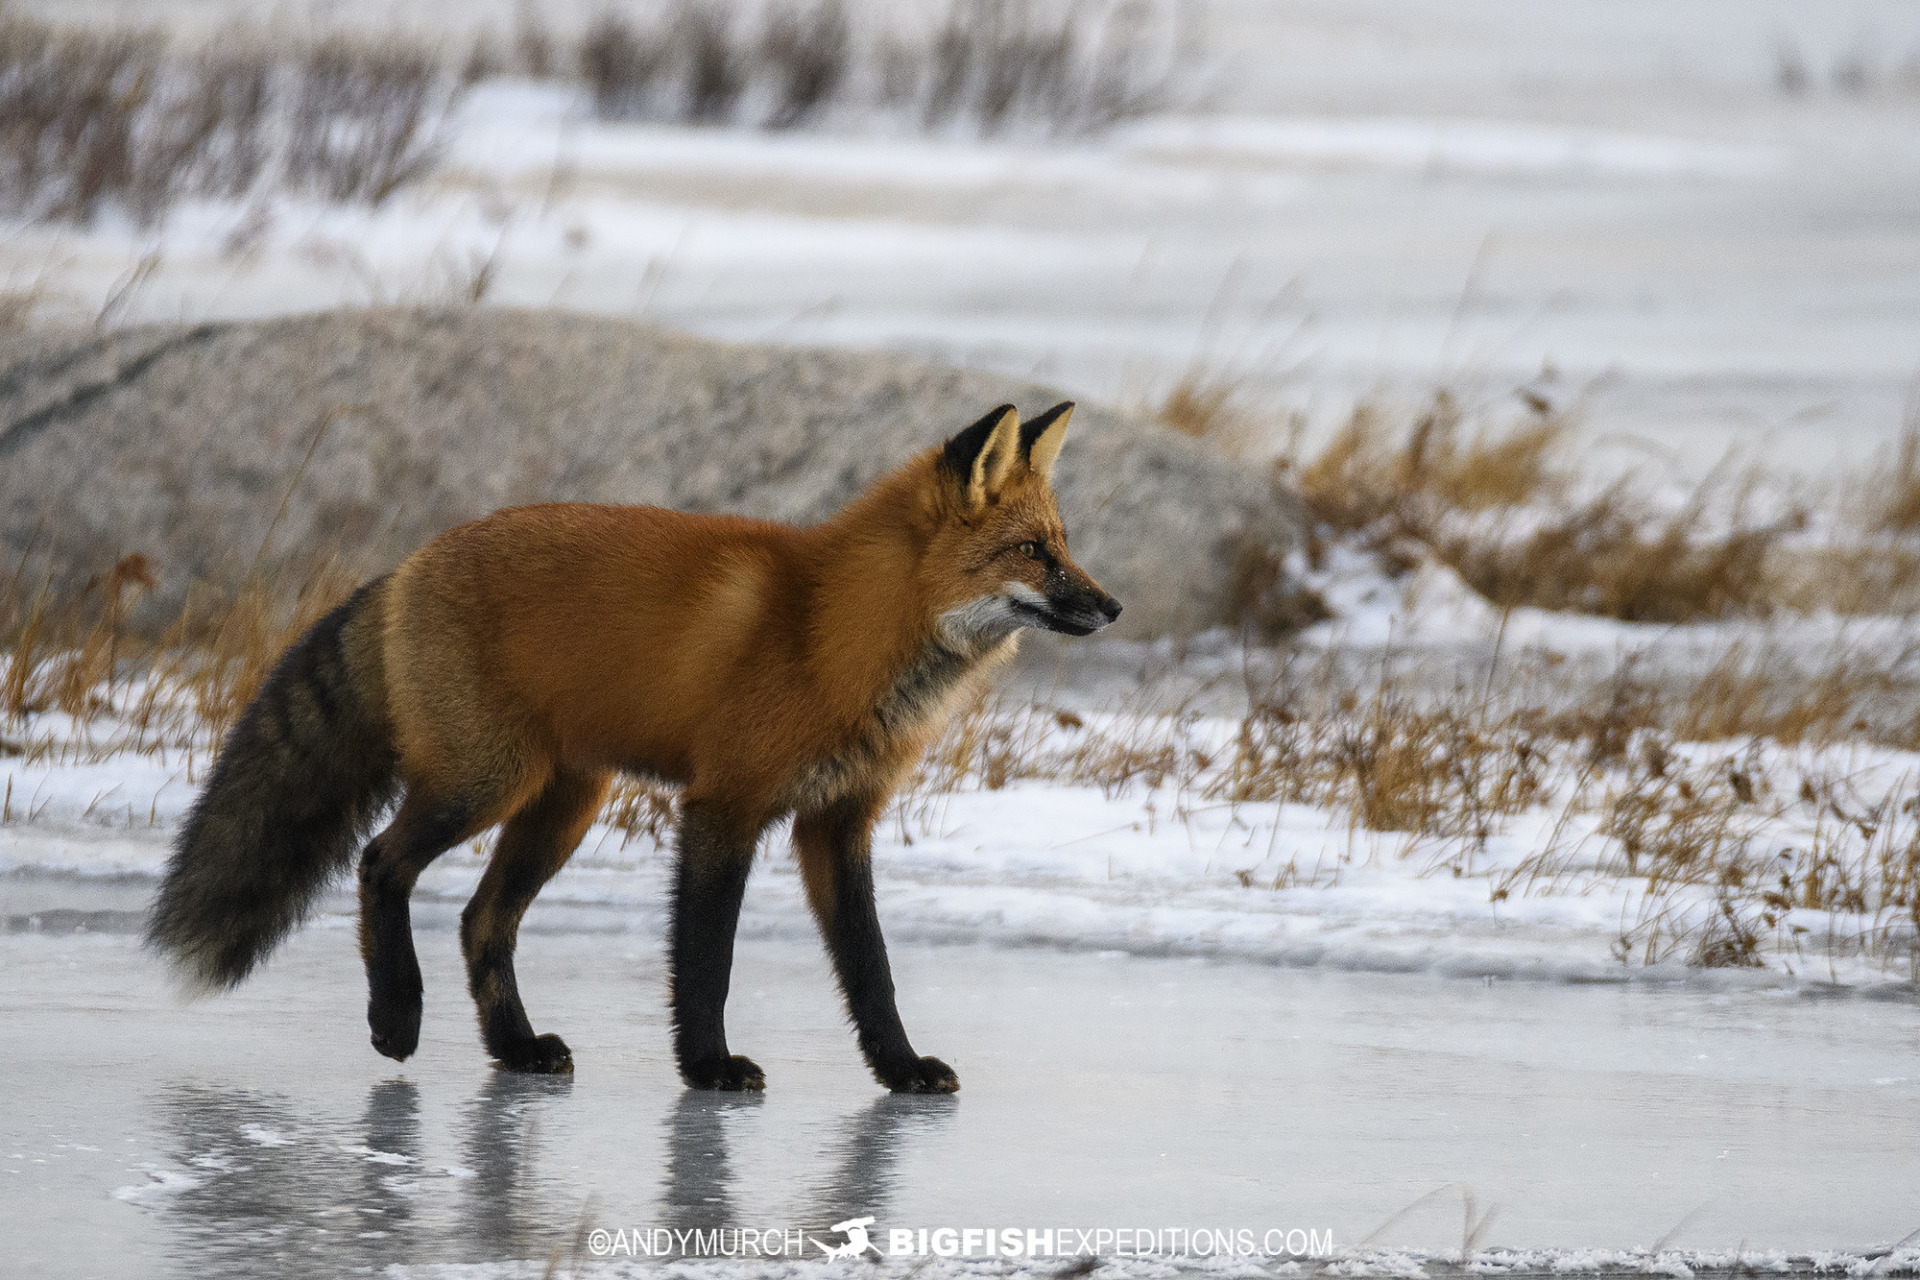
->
[
  {"left": 1019, "top": 401, "right": 1074, "bottom": 452},
  {"left": 943, "top": 404, "right": 1018, "bottom": 476}
]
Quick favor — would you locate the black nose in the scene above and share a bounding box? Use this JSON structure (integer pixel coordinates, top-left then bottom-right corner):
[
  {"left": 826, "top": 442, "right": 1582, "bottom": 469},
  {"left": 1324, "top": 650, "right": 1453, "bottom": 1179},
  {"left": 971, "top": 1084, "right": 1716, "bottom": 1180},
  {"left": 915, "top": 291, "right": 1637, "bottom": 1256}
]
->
[{"left": 1098, "top": 594, "right": 1122, "bottom": 622}]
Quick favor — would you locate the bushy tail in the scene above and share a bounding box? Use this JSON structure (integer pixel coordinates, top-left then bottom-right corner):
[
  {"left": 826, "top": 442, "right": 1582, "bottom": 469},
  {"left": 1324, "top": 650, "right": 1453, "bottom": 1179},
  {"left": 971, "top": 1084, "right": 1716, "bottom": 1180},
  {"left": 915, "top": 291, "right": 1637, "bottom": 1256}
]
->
[{"left": 147, "top": 578, "right": 400, "bottom": 990}]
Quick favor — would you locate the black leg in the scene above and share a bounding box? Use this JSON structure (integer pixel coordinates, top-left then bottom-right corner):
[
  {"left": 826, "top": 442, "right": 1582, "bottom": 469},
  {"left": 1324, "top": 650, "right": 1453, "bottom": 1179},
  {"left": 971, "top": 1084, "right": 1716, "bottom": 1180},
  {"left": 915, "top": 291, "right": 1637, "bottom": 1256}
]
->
[
  {"left": 359, "top": 795, "right": 474, "bottom": 1062},
  {"left": 462, "top": 771, "right": 608, "bottom": 1074},
  {"left": 795, "top": 801, "right": 957, "bottom": 1093},
  {"left": 669, "top": 801, "right": 765, "bottom": 1090}
]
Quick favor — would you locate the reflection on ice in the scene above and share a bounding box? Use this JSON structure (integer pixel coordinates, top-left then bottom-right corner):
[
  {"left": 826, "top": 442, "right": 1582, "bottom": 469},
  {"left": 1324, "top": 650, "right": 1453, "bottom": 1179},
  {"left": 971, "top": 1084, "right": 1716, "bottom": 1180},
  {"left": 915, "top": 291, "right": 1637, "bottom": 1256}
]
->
[
  {"left": 802, "top": 1094, "right": 959, "bottom": 1233},
  {"left": 144, "top": 1081, "right": 420, "bottom": 1277},
  {"left": 116, "top": 1071, "right": 964, "bottom": 1274},
  {"left": 458, "top": 1071, "right": 578, "bottom": 1262},
  {"left": 660, "top": 1092, "right": 763, "bottom": 1231}
]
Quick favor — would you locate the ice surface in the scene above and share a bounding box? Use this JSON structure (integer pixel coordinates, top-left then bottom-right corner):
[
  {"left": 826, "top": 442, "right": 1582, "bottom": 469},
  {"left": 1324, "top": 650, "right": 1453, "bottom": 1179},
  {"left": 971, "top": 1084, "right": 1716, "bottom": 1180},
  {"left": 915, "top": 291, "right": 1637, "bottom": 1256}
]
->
[{"left": 4, "top": 886, "right": 1920, "bottom": 1277}]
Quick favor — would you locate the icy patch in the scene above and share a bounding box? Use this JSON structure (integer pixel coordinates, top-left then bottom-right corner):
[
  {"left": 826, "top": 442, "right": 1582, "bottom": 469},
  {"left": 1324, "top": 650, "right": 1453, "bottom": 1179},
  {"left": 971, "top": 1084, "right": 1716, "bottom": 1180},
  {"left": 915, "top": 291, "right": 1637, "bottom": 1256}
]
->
[
  {"left": 110, "top": 1162, "right": 206, "bottom": 1206},
  {"left": 342, "top": 1144, "right": 418, "bottom": 1166}
]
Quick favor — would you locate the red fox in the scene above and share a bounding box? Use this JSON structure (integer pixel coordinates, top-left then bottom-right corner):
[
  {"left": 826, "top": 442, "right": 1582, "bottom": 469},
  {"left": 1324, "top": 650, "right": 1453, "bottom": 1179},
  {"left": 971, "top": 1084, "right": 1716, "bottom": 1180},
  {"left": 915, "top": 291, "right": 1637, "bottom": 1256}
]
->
[{"left": 147, "top": 402, "right": 1119, "bottom": 1092}]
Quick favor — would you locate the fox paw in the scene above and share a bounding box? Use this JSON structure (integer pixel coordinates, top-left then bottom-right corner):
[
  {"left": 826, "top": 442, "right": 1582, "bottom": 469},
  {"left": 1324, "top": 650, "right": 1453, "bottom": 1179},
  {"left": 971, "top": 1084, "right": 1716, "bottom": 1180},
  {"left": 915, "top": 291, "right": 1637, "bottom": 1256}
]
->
[
  {"left": 879, "top": 1055, "right": 959, "bottom": 1094},
  {"left": 681, "top": 1054, "right": 766, "bottom": 1091},
  {"left": 491, "top": 1033, "right": 574, "bottom": 1075},
  {"left": 368, "top": 1003, "right": 421, "bottom": 1062}
]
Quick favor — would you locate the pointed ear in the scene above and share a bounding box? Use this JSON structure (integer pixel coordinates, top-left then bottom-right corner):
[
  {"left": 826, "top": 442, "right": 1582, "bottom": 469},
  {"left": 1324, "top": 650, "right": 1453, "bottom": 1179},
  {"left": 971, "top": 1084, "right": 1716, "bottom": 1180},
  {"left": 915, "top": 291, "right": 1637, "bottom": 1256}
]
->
[
  {"left": 942, "top": 404, "right": 1021, "bottom": 510},
  {"left": 1020, "top": 401, "right": 1073, "bottom": 480}
]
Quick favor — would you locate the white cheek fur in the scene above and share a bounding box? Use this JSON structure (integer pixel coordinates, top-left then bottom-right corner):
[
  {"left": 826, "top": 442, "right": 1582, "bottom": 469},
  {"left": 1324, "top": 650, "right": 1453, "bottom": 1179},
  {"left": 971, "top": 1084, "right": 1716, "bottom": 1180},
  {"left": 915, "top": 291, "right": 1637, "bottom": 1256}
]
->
[
  {"left": 937, "top": 583, "right": 1045, "bottom": 648},
  {"left": 1004, "top": 583, "right": 1047, "bottom": 608}
]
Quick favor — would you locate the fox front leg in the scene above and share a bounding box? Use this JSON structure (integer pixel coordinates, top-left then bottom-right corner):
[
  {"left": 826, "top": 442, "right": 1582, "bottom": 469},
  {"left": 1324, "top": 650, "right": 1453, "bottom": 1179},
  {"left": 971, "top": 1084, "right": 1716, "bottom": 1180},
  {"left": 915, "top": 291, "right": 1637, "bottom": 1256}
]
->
[
  {"left": 669, "top": 800, "right": 766, "bottom": 1090},
  {"left": 795, "top": 800, "right": 958, "bottom": 1094}
]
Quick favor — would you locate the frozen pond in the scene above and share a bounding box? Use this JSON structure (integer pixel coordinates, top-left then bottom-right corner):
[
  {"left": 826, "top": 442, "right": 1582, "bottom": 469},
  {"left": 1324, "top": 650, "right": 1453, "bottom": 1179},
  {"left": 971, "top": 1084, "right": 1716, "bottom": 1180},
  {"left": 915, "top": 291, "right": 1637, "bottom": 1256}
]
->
[{"left": 4, "top": 873, "right": 1918, "bottom": 1277}]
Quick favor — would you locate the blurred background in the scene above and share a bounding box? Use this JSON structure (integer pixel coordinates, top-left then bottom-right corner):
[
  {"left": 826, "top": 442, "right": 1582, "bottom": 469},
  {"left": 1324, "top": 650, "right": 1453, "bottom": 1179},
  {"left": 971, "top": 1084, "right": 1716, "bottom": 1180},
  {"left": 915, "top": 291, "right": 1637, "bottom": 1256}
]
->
[{"left": 3, "top": 0, "right": 1918, "bottom": 479}]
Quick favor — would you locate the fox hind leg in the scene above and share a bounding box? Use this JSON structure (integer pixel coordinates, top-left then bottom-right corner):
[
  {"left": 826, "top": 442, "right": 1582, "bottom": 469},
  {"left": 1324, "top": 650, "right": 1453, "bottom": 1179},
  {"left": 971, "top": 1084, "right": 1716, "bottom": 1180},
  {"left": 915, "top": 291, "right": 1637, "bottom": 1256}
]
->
[
  {"left": 360, "top": 792, "right": 487, "bottom": 1061},
  {"left": 461, "top": 769, "right": 610, "bottom": 1074}
]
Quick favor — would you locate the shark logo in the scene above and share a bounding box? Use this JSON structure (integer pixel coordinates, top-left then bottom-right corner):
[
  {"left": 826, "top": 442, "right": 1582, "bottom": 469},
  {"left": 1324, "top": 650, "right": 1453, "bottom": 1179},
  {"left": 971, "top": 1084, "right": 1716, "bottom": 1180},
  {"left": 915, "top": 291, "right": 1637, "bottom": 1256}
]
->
[{"left": 812, "top": 1215, "right": 878, "bottom": 1260}]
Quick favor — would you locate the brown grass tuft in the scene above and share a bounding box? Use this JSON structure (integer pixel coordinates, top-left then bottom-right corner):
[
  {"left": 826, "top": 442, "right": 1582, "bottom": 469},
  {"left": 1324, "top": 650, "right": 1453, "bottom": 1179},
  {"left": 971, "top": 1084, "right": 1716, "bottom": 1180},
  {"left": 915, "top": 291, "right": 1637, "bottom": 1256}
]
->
[
  {"left": 1289, "top": 390, "right": 1573, "bottom": 529},
  {"left": 1438, "top": 489, "right": 1791, "bottom": 623},
  {"left": 1869, "top": 416, "right": 1920, "bottom": 535},
  {"left": 1158, "top": 374, "right": 1241, "bottom": 442},
  {"left": 1225, "top": 381, "right": 1919, "bottom": 625}
]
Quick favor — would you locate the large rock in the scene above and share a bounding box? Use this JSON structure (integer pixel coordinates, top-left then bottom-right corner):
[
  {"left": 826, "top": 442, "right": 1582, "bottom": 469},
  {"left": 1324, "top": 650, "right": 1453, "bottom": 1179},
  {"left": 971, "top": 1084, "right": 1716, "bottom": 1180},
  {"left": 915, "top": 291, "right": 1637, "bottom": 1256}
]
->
[{"left": 0, "top": 308, "right": 1303, "bottom": 637}]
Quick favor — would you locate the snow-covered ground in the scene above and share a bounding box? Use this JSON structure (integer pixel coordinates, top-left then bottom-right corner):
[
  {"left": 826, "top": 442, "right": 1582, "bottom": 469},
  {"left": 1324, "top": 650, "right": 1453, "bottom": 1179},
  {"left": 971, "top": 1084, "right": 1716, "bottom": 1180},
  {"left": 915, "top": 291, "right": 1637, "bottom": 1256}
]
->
[{"left": 6, "top": 610, "right": 1919, "bottom": 997}]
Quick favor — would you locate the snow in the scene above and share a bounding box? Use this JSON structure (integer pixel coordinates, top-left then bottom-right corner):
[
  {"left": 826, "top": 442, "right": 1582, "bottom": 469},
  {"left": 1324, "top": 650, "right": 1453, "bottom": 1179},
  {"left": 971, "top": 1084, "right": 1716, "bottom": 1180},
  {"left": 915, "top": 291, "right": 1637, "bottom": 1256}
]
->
[
  {"left": 7, "top": 687, "right": 1917, "bottom": 992},
  {"left": 1117, "top": 116, "right": 1784, "bottom": 179}
]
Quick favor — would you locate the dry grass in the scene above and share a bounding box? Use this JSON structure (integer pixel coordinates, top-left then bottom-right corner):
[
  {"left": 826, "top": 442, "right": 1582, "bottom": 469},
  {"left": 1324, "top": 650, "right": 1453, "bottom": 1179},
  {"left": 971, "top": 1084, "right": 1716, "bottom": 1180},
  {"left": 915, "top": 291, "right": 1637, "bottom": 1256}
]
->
[
  {"left": 577, "top": 0, "right": 1187, "bottom": 136},
  {"left": 1869, "top": 418, "right": 1920, "bottom": 534},
  {"left": 884, "top": 643, "right": 1920, "bottom": 972},
  {"left": 1161, "top": 373, "right": 1920, "bottom": 627},
  {"left": 282, "top": 38, "right": 455, "bottom": 204},
  {"left": 1670, "top": 641, "right": 1920, "bottom": 748},
  {"left": 1440, "top": 490, "right": 1791, "bottom": 623},
  {"left": 1282, "top": 392, "right": 1805, "bottom": 623},
  {"left": 2, "top": 544, "right": 359, "bottom": 754},
  {"left": 1499, "top": 736, "right": 1920, "bottom": 973},
  {"left": 0, "top": 13, "right": 461, "bottom": 225},
  {"left": 1288, "top": 390, "right": 1570, "bottom": 524}
]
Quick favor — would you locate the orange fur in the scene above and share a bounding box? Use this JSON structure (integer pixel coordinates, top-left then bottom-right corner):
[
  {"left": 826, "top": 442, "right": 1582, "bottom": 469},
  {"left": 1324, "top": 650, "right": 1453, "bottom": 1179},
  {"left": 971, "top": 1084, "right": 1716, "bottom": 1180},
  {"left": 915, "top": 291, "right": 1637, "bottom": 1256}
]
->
[{"left": 378, "top": 414, "right": 1113, "bottom": 842}]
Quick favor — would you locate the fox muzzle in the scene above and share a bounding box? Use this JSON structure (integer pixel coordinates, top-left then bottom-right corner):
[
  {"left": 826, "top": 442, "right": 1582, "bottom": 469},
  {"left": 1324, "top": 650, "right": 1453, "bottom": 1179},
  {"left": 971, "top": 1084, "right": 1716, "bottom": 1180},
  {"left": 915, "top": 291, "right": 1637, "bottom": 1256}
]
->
[{"left": 1024, "top": 585, "right": 1121, "bottom": 636}]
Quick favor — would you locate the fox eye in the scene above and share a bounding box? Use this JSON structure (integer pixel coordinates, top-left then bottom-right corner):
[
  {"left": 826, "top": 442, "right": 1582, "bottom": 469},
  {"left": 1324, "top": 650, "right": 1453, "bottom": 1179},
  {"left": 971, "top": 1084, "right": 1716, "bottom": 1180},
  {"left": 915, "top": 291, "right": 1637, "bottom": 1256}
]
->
[{"left": 1018, "top": 540, "right": 1044, "bottom": 560}]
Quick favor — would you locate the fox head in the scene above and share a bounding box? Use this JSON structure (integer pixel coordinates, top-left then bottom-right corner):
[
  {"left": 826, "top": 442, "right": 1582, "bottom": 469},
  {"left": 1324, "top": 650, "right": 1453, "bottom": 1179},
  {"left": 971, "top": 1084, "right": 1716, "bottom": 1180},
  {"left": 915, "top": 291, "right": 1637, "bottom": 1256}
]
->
[{"left": 925, "top": 402, "right": 1122, "bottom": 648}]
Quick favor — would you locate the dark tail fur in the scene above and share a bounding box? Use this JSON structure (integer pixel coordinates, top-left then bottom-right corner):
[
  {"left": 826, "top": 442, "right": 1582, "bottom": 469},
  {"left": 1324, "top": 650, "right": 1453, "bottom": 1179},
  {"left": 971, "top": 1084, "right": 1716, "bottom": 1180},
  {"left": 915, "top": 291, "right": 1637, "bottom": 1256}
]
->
[{"left": 147, "top": 578, "right": 399, "bottom": 989}]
